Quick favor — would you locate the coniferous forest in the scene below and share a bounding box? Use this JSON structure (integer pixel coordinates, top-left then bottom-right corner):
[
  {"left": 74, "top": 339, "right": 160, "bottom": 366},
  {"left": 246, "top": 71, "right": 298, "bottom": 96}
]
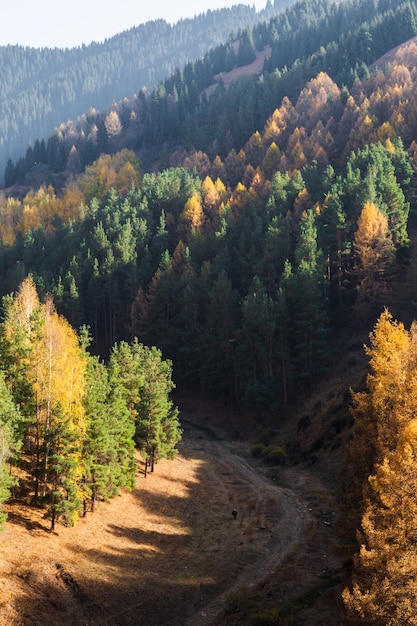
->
[
  {"left": 2, "top": 0, "right": 417, "bottom": 621},
  {"left": 0, "top": 0, "right": 290, "bottom": 179}
]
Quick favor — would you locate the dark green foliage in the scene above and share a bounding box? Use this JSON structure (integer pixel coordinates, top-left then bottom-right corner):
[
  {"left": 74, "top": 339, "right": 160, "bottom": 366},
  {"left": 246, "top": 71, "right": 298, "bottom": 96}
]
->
[
  {"left": 0, "top": 284, "right": 179, "bottom": 528},
  {"left": 43, "top": 408, "right": 82, "bottom": 531},
  {"left": 109, "top": 339, "right": 182, "bottom": 464},
  {"left": 0, "top": 0, "right": 416, "bottom": 426},
  {"left": 341, "top": 142, "right": 410, "bottom": 248},
  {"left": 285, "top": 210, "right": 330, "bottom": 383},
  {"left": 0, "top": 372, "right": 25, "bottom": 469},
  {"left": 0, "top": 375, "right": 23, "bottom": 527},
  {"left": 199, "top": 270, "right": 240, "bottom": 402},
  {"left": 237, "top": 28, "right": 256, "bottom": 67},
  {"left": 83, "top": 355, "right": 136, "bottom": 510},
  {"left": 4, "top": 159, "right": 16, "bottom": 187},
  {"left": 8, "top": 0, "right": 415, "bottom": 184}
]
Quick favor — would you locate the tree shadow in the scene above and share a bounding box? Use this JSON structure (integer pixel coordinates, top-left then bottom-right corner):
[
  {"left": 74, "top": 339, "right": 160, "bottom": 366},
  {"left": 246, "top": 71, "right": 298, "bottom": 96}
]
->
[
  {"left": 14, "top": 457, "right": 225, "bottom": 625},
  {"left": 10, "top": 420, "right": 261, "bottom": 626},
  {"left": 6, "top": 500, "right": 48, "bottom": 532}
]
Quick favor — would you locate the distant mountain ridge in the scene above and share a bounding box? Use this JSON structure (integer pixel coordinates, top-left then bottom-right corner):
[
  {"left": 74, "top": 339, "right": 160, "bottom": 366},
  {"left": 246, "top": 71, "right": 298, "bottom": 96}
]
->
[{"left": 0, "top": 0, "right": 292, "bottom": 180}]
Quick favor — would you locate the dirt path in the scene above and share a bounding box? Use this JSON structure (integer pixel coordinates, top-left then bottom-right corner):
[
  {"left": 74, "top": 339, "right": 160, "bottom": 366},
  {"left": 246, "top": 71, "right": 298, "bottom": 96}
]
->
[{"left": 0, "top": 406, "right": 342, "bottom": 626}]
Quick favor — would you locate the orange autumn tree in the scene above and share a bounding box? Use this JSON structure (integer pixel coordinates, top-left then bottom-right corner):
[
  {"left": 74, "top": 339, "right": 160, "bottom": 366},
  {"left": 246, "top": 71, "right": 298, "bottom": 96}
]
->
[
  {"left": 20, "top": 186, "right": 59, "bottom": 235},
  {"left": 344, "top": 310, "right": 417, "bottom": 623},
  {"left": 201, "top": 175, "right": 225, "bottom": 231},
  {"left": 0, "top": 194, "right": 22, "bottom": 245},
  {"left": 353, "top": 202, "right": 395, "bottom": 319}
]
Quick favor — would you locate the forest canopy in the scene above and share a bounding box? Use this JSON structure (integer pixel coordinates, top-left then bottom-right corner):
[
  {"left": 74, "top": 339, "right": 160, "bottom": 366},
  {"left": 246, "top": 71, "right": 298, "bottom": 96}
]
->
[
  {"left": 0, "top": 278, "right": 181, "bottom": 530},
  {"left": 2, "top": 0, "right": 417, "bottom": 618}
]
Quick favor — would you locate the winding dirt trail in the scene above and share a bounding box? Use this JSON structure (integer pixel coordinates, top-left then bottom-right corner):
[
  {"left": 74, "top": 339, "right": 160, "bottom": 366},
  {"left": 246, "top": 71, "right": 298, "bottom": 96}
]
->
[
  {"left": 0, "top": 401, "right": 342, "bottom": 626},
  {"left": 181, "top": 423, "right": 306, "bottom": 626}
]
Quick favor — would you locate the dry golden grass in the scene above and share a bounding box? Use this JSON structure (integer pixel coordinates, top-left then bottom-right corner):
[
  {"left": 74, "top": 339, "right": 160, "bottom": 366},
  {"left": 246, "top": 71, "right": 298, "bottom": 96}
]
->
[
  {"left": 0, "top": 422, "right": 292, "bottom": 625},
  {"left": 204, "top": 46, "right": 271, "bottom": 100},
  {"left": 0, "top": 397, "right": 345, "bottom": 626}
]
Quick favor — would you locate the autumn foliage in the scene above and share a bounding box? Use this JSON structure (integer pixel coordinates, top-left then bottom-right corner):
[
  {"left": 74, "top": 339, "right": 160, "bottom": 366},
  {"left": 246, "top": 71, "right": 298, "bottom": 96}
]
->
[
  {"left": 344, "top": 311, "right": 417, "bottom": 623},
  {"left": 0, "top": 278, "right": 181, "bottom": 530}
]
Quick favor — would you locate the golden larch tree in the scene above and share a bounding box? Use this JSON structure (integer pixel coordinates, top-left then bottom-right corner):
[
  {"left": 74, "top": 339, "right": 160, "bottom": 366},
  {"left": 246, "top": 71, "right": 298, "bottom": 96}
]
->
[
  {"left": 344, "top": 311, "right": 417, "bottom": 623},
  {"left": 353, "top": 202, "right": 395, "bottom": 319}
]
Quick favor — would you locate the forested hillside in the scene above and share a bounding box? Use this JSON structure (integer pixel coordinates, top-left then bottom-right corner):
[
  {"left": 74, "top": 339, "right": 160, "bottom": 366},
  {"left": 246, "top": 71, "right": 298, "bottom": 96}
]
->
[
  {"left": 2, "top": 0, "right": 417, "bottom": 621},
  {"left": 0, "top": 0, "right": 290, "bottom": 181}
]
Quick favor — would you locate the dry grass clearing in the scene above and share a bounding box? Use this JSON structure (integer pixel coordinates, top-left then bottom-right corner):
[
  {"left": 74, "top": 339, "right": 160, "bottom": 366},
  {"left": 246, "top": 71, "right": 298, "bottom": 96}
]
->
[
  {"left": 204, "top": 45, "right": 271, "bottom": 100},
  {"left": 0, "top": 397, "right": 344, "bottom": 626}
]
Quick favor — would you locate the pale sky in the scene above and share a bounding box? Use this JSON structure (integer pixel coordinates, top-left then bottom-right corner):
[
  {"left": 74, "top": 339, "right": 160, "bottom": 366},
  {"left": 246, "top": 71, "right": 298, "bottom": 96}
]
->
[{"left": 1, "top": 0, "right": 266, "bottom": 49}]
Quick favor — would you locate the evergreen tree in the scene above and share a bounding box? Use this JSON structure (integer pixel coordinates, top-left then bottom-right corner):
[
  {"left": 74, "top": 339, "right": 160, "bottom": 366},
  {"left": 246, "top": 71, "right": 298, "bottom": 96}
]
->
[
  {"left": 4, "top": 159, "right": 16, "bottom": 188},
  {"left": 200, "top": 270, "right": 240, "bottom": 404},
  {"left": 237, "top": 276, "right": 278, "bottom": 414},
  {"left": 83, "top": 355, "right": 135, "bottom": 512},
  {"left": 110, "top": 339, "right": 181, "bottom": 467},
  {"left": 0, "top": 420, "right": 16, "bottom": 528},
  {"left": 237, "top": 27, "right": 257, "bottom": 67},
  {"left": 287, "top": 210, "right": 329, "bottom": 382},
  {"left": 1, "top": 279, "right": 87, "bottom": 525}
]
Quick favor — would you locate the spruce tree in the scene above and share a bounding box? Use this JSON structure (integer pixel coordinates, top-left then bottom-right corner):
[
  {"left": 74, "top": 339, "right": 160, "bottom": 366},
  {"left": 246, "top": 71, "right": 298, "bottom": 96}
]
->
[{"left": 110, "top": 339, "right": 181, "bottom": 467}]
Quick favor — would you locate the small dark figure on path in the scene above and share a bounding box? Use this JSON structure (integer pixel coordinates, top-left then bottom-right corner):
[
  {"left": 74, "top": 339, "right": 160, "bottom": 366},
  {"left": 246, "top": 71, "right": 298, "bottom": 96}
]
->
[{"left": 232, "top": 508, "right": 237, "bottom": 520}]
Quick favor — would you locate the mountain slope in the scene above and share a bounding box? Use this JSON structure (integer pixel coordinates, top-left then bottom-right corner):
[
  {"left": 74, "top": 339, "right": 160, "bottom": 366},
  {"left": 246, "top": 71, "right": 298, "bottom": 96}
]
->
[{"left": 0, "top": 1, "right": 291, "bottom": 180}]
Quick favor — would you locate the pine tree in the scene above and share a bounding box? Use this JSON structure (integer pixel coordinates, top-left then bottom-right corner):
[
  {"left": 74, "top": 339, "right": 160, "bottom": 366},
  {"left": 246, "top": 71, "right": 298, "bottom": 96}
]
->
[
  {"left": 287, "top": 210, "right": 329, "bottom": 382},
  {"left": 0, "top": 374, "right": 23, "bottom": 524},
  {"left": 1, "top": 280, "right": 87, "bottom": 526},
  {"left": 199, "top": 270, "right": 240, "bottom": 403},
  {"left": 110, "top": 339, "right": 181, "bottom": 468},
  {"left": 237, "top": 277, "right": 277, "bottom": 411},
  {"left": 0, "top": 421, "right": 15, "bottom": 528},
  {"left": 0, "top": 278, "right": 40, "bottom": 446},
  {"left": 83, "top": 355, "right": 135, "bottom": 512}
]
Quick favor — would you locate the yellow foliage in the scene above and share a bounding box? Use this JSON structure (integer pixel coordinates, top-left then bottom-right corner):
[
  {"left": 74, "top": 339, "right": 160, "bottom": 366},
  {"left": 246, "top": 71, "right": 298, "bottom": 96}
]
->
[
  {"left": 214, "top": 177, "right": 227, "bottom": 202},
  {"left": 263, "top": 108, "right": 286, "bottom": 143},
  {"left": 79, "top": 149, "right": 141, "bottom": 203},
  {"left": 3, "top": 279, "right": 87, "bottom": 513},
  {"left": 345, "top": 311, "right": 417, "bottom": 623},
  {"left": 4, "top": 277, "right": 40, "bottom": 341},
  {"left": 181, "top": 194, "right": 203, "bottom": 231},
  {"left": 261, "top": 142, "right": 281, "bottom": 179},
  {"left": 377, "top": 121, "right": 396, "bottom": 144},
  {"left": 36, "top": 299, "right": 87, "bottom": 434},
  {"left": 59, "top": 184, "right": 86, "bottom": 222},
  {"left": 0, "top": 195, "right": 22, "bottom": 245},
  {"left": 202, "top": 176, "right": 220, "bottom": 207},
  {"left": 20, "top": 205, "right": 41, "bottom": 234},
  {"left": 353, "top": 202, "right": 395, "bottom": 318}
]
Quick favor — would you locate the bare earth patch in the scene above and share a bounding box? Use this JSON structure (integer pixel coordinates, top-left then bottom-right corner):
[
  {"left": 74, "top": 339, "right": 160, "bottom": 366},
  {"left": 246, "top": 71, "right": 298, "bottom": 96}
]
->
[
  {"left": 204, "top": 46, "right": 271, "bottom": 100},
  {"left": 0, "top": 399, "right": 344, "bottom": 625}
]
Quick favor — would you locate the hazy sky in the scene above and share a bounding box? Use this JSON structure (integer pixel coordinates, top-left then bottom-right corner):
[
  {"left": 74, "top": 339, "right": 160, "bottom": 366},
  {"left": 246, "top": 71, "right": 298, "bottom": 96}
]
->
[{"left": 1, "top": 0, "right": 266, "bottom": 49}]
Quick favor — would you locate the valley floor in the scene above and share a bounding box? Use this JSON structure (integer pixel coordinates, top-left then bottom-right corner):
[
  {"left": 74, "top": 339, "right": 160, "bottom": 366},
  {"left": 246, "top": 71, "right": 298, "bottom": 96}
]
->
[{"left": 0, "top": 397, "right": 344, "bottom": 625}]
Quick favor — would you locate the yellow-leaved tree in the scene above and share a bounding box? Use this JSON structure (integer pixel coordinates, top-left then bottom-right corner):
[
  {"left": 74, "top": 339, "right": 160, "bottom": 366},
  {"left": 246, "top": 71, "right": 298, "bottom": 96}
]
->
[
  {"left": 34, "top": 296, "right": 87, "bottom": 529},
  {"left": 2, "top": 279, "right": 87, "bottom": 529},
  {"left": 353, "top": 202, "right": 395, "bottom": 319},
  {"left": 344, "top": 310, "right": 417, "bottom": 623}
]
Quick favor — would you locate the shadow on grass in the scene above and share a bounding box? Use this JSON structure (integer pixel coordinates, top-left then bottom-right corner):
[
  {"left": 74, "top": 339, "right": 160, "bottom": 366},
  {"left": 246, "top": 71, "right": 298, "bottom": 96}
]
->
[
  {"left": 11, "top": 419, "right": 295, "bottom": 626},
  {"left": 15, "top": 435, "right": 228, "bottom": 625}
]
